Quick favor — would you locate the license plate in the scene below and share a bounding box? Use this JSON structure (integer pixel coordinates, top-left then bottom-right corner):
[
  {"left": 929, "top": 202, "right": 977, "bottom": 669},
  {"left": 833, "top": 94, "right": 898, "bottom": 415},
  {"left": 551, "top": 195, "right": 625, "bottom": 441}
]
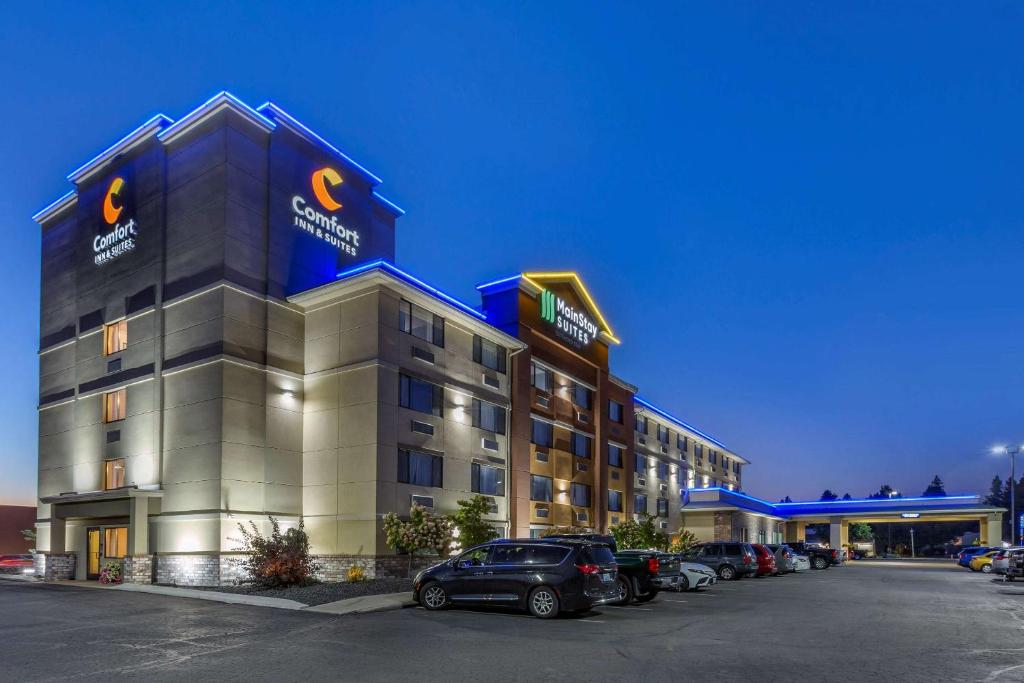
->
[{"left": 601, "top": 572, "right": 614, "bottom": 583}]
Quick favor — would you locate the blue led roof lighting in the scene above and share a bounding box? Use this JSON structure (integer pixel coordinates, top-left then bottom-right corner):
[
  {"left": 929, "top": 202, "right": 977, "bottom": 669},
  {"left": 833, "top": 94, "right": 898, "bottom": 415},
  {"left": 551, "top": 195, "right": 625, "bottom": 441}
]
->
[
  {"left": 635, "top": 396, "right": 732, "bottom": 453},
  {"left": 371, "top": 191, "right": 406, "bottom": 217},
  {"left": 66, "top": 113, "right": 173, "bottom": 182},
  {"left": 336, "top": 259, "right": 486, "bottom": 321},
  {"left": 475, "top": 274, "right": 523, "bottom": 291},
  {"left": 31, "top": 189, "right": 77, "bottom": 223},
  {"left": 157, "top": 91, "right": 275, "bottom": 144}
]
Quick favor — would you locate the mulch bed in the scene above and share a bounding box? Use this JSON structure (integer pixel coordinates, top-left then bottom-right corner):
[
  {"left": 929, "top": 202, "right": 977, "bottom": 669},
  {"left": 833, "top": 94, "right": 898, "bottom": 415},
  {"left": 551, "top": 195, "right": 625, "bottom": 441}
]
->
[{"left": 190, "top": 577, "right": 413, "bottom": 606}]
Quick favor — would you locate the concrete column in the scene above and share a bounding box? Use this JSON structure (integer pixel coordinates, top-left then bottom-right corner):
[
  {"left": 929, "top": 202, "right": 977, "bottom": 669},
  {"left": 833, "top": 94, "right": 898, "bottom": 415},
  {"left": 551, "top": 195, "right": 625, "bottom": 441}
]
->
[
  {"left": 983, "top": 513, "right": 1003, "bottom": 546},
  {"left": 128, "top": 496, "right": 149, "bottom": 556},
  {"left": 829, "top": 517, "right": 846, "bottom": 551},
  {"left": 785, "top": 521, "right": 806, "bottom": 542},
  {"left": 49, "top": 514, "right": 66, "bottom": 553}
]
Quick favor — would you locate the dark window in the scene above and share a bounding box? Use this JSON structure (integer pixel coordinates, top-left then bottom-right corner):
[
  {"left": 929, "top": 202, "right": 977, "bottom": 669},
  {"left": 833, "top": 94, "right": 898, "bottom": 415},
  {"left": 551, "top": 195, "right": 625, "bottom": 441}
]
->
[
  {"left": 570, "top": 483, "right": 591, "bottom": 507},
  {"left": 609, "top": 400, "right": 624, "bottom": 424},
  {"left": 634, "top": 493, "right": 648, "bottom": 514},
  {"left": 695, "top": 443, "right": 704, "bottom": 460},
  {"left": 530, "top": 475, "right": 552, "bottom": 502},
  {"left": 572, "top": 383, "right": 592, "bottom": 410},
  {"left": 635, "top": 415, "right": 647, "bottom": 434},
  {"left": 571, "top": 432, "right": 592, "bottom": 458},
  {"left": 400, "top": 374, "right": 443, "bottom": 416},
  {"left": 471, "top": 463, "right": 505, "bottom": 496},
  {"left": 472, "top": 398, "right": 506, "bottom": 434},
  {"left": 491, "top": 545, "right": 530, "bottom": 565},
  {"left": 657, "top": 498, "right": 669, "bottom": 517},
  {"left": 473, "top": 335, "right": 507, "bottom": 373},
  {"left": 709, "top": 450, "right": 717, "bottom": 465},
  {"left": 397, "top": 449, "right": 443, "bottom": 487},
  {"left": 527, "top": 546, "right": 569, "bottom": 565},
  {"left": 657, "top": 425, "right": 669, "bottom": 444},
  {"left": 635, "top": 453, "right": 646, "bottom": 474},
  {"left": 531, "top": 418, "right": 553, "bottom": 447},
  {"left": 657, "top": 462, "right": 668, "bottom": 480},
  {"left": 608, "top": 489, "right": 623, "bottom": 512},
  {"left": 399, "top": 300, "right": 444, "bottom": 347},
  {"left": 531, "top": 361, "right": 552, "bottom": 392},
  {"left": 701, "top": 544, "right": 721, "bottom": 557},
  {"left": 678, "top": 434, "right": 688, "bottom": 451},
  {"left": 608, "top": 444, "right": 623, "bottom": 468}
]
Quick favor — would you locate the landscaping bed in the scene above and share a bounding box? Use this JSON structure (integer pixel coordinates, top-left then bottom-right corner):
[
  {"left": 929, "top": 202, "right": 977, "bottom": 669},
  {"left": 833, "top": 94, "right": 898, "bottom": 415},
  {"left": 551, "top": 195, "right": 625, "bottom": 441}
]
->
[{"left": 192, "top": 577, "right": 413, "bottom": 606}]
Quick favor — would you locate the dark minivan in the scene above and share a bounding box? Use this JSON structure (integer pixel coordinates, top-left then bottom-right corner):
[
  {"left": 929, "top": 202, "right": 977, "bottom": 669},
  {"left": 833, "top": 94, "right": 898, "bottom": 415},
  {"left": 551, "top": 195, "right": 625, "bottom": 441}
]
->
[
  {"left": 681, "top": 542, "right": 758, "bottom": 580},
  {"left": 414, "top": 539, "right": 619, "bottom": 618}
]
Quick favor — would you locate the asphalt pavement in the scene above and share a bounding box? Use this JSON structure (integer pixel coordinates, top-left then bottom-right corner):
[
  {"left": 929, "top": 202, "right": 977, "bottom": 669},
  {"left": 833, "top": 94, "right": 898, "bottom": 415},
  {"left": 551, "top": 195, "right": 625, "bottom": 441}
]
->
[{"left": 2, "top": 560, "right": 1023, "bottom": 682}]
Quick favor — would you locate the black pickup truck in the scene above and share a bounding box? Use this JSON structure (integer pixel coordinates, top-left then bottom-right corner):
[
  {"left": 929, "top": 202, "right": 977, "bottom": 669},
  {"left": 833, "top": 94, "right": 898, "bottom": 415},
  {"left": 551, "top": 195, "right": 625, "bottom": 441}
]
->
[
  {"left": 786, "top": 541, "right": 836, "bottom": 570},
  {"left": 541, "top": 534, "right": 668, "bottom": 604}
]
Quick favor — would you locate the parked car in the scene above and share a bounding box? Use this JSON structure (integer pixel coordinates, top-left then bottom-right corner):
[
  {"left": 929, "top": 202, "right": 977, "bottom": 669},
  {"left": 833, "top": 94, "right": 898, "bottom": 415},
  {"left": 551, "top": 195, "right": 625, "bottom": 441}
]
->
[
  {"left": 994, "top": 548, "right": 1024, "bottom": 576},
  {"left": 610, "top": 549, "right": 666, "bottom": 604},
  {"left": 681, "top": 542, "right": 757, "bottom": 580},
  {"left": 791, "top": 553, "right": 811, "bottom": 572},
  {"left": 751, "top": 544, "right": 778, "bottom": 576},
  {"left": 969, "top": 550, "right": 1000, "bottom": 573},
  {"left": 615, "top": 550, "right": 680, "bottom": 592},
  {"left": 413, "top": 538, "right": 619, "bottom": 618},
  {"left": 786, "top": 542, "right": 834, "bottom": 570},
  {"left": 957, "top": 547, "right": 996, "bottom": 568},
  {"left": 677, "top": 561, "right": 718, "bottom": 591},
  {"left": 765, "top": 544, "right": 797, "bottom": 573},
  {"left": 0, "top": 554, "right": 33, "bottom": 574}
]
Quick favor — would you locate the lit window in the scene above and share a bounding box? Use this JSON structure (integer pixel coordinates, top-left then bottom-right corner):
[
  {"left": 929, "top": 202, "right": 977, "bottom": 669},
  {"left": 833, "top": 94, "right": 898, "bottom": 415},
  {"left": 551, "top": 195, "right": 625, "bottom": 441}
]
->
[
  {"left": 103, "top": 320, "right": 127, "bottom": 356},
  {"left": 531, "top": 362, "right": 553, "bottom": 392},
  {"left": 104, "top": 527, "right": 128, "bottom": 558},
  {"left": 397, "top": 449, "right": 443, "bottom": 487},
  {"left": 104, "top": 458, "right": 126, "bottom": 490},
  {"left": 103, "top": 388, "right": 126, "bottom": 423}
]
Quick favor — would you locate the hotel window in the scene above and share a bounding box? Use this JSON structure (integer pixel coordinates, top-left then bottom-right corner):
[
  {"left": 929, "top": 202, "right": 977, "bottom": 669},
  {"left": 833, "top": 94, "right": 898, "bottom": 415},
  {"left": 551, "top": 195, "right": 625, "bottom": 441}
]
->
[
  {"left": 531, "top": 418, "right": 553, "bottom": 447},
  {"left": 657, "top": 497, "right": 669, "bottom": 518},
  {"left": 695, "top": 443, "right": 704, "bottom": 460},
  {"left": 103, "top": 388, "right": 127, "bottom": 423},
  {"left": 531, "top": 361, "right": 553, "bottom": 392},
  {"left": 678, "top": 434, "right": 688, "bottom": 452},
  {"left": 709, "top": 450, "right": 717, "bottom": 465},
  {"left": 634, "top": 493, "right": 648, "bottom": 515},
  {"left": 657, "top": 425, "right": 669, "bottom": 444},
  {"left": 635, "top": 453, "right": 646, "bottom": 473},
  {"left": 657, "top": 462, "right": 668, "bottom": 481},
  {"left": 473, "top": 335, "right": 507, "bottom": 373},
  {"left": 734, "top": 462, "right": 741, "bottom": 474},
  {"left": 103, "top": 320, "right": 128, "bottom": 356},
  {"left": 399, "top": 299, "right": 444, "bottom": 347},
  {"left": 608, "top": 444, "right": 623, "bottom": 468},
  {"left": 570, "top": 483, "right": 591, "bottom": 507},
  {"left": 472, "top": 398, "right": 506, "bottom": 435},
  {"left": 608, "top": 489, "right": 623, "bottom": 512},
  {"left": 530, "top": 475, "right": 553, "bottom": 502},
  {"left": 572, "top": 382, "right": 592, "bottom": 410},
  {"left": 472, "top": 463, "right": 505, "bottom": 496},
  {"left": 608, "top": 400, "right": 623, "bottom": 424},
  {"left": 570, "top": 432, "right": 592, "bottom": 458},
  {"left": 104, "top": 527, "right": 128, "bottom": 558},
  {"left": 400, "top": 374, "right": 443, "bottom": 416},
  {"left": 398, "top": 449, "right": 443, "bottom": 487},
  {"left": 103, "top": 458, "right": 126, "bottom": 490},
  {"left": 635, "top": 415, "right": 647, "bottom": 434}
]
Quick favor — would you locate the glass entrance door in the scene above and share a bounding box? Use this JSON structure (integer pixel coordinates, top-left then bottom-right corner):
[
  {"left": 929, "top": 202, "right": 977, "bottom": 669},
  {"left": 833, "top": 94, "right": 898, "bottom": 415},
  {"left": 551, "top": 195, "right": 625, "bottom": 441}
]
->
[{"left": 87, "top": 527, "right": 101, "bottom": 579}]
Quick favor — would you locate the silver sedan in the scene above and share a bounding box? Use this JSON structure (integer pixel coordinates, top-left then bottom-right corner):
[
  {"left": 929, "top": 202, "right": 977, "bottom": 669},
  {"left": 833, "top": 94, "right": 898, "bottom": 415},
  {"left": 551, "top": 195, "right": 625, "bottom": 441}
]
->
[{"left": 792, "top": 554, "right": 811, "bottom": 572}]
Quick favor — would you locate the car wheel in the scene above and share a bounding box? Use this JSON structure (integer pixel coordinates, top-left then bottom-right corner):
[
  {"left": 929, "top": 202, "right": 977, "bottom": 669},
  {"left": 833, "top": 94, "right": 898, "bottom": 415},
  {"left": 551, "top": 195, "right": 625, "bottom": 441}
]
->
[
  {"left": 612, "top": 575, "right": 634, "bottom": 605},
  {"left": 528, "top": 586, "right": 560, "bottom": 619},
  {"left": 419, "top": 582, "right": 448, "bottom": 610},
  {"left": 679, "top": 575, "right": 690, "bottom": 592},
  {"left": 812, "top": 557, "right": 828, "bottom": 570},
  {"left": 635, "top": 588, "right": 659, "bottom": 603},
  {"left": 981, "top": 564, "right": 993, "bottom": 574},
  {"left": 719, "top": 565, "right": 736, "bottom": 581}
]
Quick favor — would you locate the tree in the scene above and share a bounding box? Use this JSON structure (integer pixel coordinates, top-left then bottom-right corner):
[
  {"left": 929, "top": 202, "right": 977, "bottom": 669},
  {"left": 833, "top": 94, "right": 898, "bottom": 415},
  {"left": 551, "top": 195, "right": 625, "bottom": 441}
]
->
[
  {"left": 922, "top": 475, "right": 947, "bottom": 497},
  {"left": 235, "top": 517, "right": 320, "bottom": 588},
  {"left": 449, "top": 496, "right": 499, "bottom": 549},
  {"left": 20, "top": 528, "right": 36, "bottom": 553},
  {"left": 610, "top": 513, "right": 669, "bottom": 551},
  {"left": 383, "top": 504, "right": 453, "bottom": 577},
  {"left": 849, "top": 522, "right": 873, "bottom": 542},
  {"left": 841, "top": 493, "right": 852, "bottom": 500},
  {"left": 539, "top": 525, "right": 589, "bottom": 537},
  {"left": 820, "top": 489, "right": 838, "bottom": 501},
  {"left": 669, "top": 530, "right": 699, "bottom": 554},
  {"left": 868, "top": 484, "right": 901, "bottom": 500},
  {"left": 986, "top": 475, "right": 1005, "bottom": 507},
  {"left": 779, "top": 496, "right": 793, "bottom": 503}
]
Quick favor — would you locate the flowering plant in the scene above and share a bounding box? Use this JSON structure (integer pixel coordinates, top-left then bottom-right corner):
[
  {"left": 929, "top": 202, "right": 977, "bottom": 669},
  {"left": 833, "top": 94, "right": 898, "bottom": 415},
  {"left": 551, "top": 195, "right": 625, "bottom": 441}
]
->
[
  {"left": 383, "top": 504, "right": 453, "bottom": 576},
  {"left": 99, "top": 560, "right": 122, "bottom": 584}
]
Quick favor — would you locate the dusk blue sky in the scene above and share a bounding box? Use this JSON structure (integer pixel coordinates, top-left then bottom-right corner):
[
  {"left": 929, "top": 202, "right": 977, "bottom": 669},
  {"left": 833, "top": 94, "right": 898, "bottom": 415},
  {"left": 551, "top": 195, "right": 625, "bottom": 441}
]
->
[{"left": 2, "top": 3, "right": 1021, "bottom": 506}]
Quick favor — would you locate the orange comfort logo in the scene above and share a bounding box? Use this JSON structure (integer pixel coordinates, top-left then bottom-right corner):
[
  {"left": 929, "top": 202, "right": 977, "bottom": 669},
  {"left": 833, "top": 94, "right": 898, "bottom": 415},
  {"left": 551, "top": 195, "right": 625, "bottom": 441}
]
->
[
  {"left": 311, "top": 167, "right": 343, "bottom": 211},
  {"left": 103, "top": 176, "right": 125, "bottom": 225}
]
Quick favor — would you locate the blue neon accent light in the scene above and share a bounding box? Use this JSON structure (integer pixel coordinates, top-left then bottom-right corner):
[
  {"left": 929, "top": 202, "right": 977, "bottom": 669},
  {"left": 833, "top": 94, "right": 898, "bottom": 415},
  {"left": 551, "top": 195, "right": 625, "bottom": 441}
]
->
[
  {"left": 635, "top": 396, "right": 731, "bottom": 452},
  {"left": 157, "top": 91, "right": 276, "bottom": 143},
  {"left": 475, "top": 274, "right": 523, "bottom": 291},
  {"left": 336, "top": 259, "right": 486, "bottom": 321},
  {"left": 371, "top": 191, "right": 406, "bottom": 217},
  {"left": 31, "top": 189, "right": 77, "bottom": 223},
  {"left": 66, "top": 113, "right": 173, "bottom": 182},
  {"left": 775, "top": 494, "right": 980, "bottom": 506}
]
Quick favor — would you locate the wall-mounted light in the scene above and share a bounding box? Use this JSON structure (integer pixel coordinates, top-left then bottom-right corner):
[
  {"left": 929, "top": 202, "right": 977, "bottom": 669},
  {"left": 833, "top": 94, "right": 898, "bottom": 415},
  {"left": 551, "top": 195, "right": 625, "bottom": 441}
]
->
[{"left": 282, "top": 390, "right": 296, "bottom": 400}]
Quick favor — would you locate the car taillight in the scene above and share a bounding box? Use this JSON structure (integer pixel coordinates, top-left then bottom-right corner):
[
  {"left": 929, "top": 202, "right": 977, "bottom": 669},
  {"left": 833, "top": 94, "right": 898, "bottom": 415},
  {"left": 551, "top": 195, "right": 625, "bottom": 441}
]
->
[
  {"left": 647, "top": 557, "right": 660, "bottom": 573},
  {"left": 575, "top": 563, "right": 601, "bottom": 575},
  {"left": 743, "top": 555, "right": 752, "bottom": 565},
  {"left": 831, "top": 550, "right": 838, "bottom": 559}
]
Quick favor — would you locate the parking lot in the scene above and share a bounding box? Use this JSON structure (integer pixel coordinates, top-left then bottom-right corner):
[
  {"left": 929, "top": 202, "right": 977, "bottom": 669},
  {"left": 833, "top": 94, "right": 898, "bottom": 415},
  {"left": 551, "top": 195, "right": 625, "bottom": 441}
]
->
[{"left": 3, "top": 560, "right": 1024, "bottom": 682}]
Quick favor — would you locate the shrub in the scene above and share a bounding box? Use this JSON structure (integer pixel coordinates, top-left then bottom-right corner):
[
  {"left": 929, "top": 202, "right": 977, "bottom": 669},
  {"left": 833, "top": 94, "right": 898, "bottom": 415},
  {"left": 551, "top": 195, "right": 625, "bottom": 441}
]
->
[
  {"left": 610, "top": 514, "right": 669, "bottom": 551},
  {"left": 669, "top": 530, "right": 699, "bottom": 554},
  {"left": 235, "top": 516, "right": 320, "bottom": 588},
  {"left": 347, "top": 565, "right": 367, "bottom": 582},
  {"left": 539, "top": 525, "right": 589, "bottom": 537},
  {"left": 99, "top": 561, "right": 122, "bottom": 585},
  {"left": 450, "top": 495, "right": 500, "bottom": 550},
  {"left": 383, "top": 504, "right": 453, "bottom": 577}
]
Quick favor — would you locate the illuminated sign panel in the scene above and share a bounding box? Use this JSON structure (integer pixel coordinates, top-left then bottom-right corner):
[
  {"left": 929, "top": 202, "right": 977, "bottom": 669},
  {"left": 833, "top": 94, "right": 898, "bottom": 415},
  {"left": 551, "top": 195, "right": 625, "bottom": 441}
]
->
[
  {"left": 93, "top": 175, "right": 138, "bottom": 266},
  {"left": 290, "top": 167, "right": 361, "bottom": 258},
  {"left": 540, "top": 287, "right": 599, "bottom": 348}
]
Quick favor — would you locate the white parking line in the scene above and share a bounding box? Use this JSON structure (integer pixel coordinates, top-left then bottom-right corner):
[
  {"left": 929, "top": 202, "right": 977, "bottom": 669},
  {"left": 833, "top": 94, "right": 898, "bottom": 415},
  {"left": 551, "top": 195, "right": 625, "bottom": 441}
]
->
[
  {"left": 662, "top": 599, "right": 688, "bottom": 603},
  {"left": 604, "top": 606, "right": 654, "bottom": 611}
]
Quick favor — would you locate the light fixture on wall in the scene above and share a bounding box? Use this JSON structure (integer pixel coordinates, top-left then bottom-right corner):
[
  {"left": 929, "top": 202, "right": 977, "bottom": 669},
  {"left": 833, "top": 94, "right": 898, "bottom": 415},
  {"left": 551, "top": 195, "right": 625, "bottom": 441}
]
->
[{"left": 282, "top": 390, "right": 296, "bottom": 400}]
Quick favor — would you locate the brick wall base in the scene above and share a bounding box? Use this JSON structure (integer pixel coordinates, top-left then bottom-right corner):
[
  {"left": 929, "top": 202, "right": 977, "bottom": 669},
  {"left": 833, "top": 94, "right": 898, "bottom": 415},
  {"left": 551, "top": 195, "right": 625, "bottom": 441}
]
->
[
  {"left": 122, "top": 555, "right": 154, "bottom": 584},
  {"left": 35, "top": 552, "right": 75, "bottom": 580},
  {"left": 714, "top": 511, "right": 733, "bottom": 541}
]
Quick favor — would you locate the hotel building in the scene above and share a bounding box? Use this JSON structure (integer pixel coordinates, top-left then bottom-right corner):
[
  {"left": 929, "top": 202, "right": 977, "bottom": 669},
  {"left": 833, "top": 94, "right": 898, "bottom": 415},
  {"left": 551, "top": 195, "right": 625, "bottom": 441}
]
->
[{"left": 33, "top": 93, "right": 745, "bottom": 585}]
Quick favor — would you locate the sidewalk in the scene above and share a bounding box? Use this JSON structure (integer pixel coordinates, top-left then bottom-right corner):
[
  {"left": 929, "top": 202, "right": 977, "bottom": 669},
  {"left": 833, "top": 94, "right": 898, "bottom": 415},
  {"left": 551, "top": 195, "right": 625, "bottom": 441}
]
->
[{"left": 0, "top": 574, "right": 414, "bottom": 615}]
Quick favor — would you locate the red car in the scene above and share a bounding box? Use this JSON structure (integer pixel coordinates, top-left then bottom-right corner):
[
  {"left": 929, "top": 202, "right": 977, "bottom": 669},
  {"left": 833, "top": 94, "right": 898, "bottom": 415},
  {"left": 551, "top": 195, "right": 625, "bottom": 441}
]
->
[
  {"left": 751, "top": 544, "right": 778, "bottom": 577},
  {"left": 0, "top": 554, "right": 34, "bottom": 574}
]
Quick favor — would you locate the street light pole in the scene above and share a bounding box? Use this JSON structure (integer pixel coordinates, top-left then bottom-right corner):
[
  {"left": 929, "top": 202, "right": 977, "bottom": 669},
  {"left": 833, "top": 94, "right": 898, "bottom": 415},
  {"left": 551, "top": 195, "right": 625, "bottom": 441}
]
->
[{"left": 909, "top": 528, "right": 915, "bottom": 558}]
